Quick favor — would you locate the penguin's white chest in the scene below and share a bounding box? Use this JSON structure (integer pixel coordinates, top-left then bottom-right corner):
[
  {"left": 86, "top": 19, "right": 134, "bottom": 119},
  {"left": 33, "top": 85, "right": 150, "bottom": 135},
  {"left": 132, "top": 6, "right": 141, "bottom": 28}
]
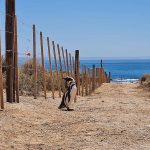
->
[
  {"left": 65, "top": 85, "right": 77, "bottom": 107},
  {"left": 70, "top": 86, "right": 77, "bottom": 98}
]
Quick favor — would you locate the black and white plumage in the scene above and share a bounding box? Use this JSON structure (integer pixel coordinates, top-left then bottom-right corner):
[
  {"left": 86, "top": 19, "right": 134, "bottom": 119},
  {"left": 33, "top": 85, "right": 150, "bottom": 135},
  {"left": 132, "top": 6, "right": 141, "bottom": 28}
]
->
[{"left": 58, "top": 76, "right": 77, "bottom": 111}]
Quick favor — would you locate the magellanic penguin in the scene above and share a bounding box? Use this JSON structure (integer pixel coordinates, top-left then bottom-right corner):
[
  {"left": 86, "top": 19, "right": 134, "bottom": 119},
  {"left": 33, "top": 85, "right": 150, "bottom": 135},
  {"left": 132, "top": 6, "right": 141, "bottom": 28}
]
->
[{"left": 58, "top": 76, "right": 77, "bottom": 111}]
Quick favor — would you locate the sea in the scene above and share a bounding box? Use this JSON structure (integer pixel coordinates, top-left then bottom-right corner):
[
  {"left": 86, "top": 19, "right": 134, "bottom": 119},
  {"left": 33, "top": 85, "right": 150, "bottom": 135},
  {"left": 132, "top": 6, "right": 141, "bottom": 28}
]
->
[
  {"left": 19, "top": 58, "right": 150, "bottom": 83},
  {"left": 78, "top": 59, "right": 150, "bottom": 83}
]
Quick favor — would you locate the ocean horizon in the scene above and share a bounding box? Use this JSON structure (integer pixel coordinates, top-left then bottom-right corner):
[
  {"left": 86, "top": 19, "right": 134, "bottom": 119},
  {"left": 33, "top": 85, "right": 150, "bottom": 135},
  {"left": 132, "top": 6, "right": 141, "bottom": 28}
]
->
[{"left": 19, "top": 57, "right": 150, "bottom": 83}]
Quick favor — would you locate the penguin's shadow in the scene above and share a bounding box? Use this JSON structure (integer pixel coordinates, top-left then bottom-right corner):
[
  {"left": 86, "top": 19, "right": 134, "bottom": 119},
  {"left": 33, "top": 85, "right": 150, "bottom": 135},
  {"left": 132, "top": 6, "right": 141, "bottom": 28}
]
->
[{"left": 61, "top": 109, "right": 74, "bottom": 111}]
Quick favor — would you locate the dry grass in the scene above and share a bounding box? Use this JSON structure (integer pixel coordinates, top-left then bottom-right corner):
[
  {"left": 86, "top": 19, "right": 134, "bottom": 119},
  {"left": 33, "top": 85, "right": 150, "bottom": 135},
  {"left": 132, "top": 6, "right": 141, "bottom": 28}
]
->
[
  {"left": 140, "top": 74, "right": 150, "bottom": 89},
  {"left": 19, "top": 60, "right": 63, "bottom": 96}
]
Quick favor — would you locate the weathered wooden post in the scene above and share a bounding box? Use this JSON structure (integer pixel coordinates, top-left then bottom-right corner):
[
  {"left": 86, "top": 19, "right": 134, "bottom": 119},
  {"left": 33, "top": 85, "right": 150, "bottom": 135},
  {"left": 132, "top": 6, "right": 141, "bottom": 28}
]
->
[
  {"left": 107, "top": 72, "right": 111, "bottom": 83},
  {"left": 98, "top": 68, "right": 101, "bottom": 86},
  {"left": 52, "top": 41, "right": 61, "bottom": 97},
  {"left": 72, "top": 56, "right": 75, "bottom": 78},
  {"left": 33, "top": 24, "right": 37, "bottom": 99},
  {"left": 87, "top": 68, "right": 90, "bottom": 95},
  {"left": 75, "top": 50, "right": 79, "bottom": 95},
  {"left": 40, "top": 32, "right": 47, "bottom": 99},
  {"left": 61, "top": 47, "right": 66, "bottom": 74},
  {"left": 5, "top": 0, "right": 15, "bottom": 103},
  {"left": 92, "top": 65, "right": 96, "bottom": 91},
  {"left": 47, "top": 38, "right": 52, "bottom": 78},
  {"left": 96, "top": 68, "right": 99, "bottom": 88},
  {"left": 65, "top": 49, "right": 69, "bottom": 76},
  {"left": 0, "top": 32, "right": 4, "bottom": 109},
  {"left": 0, "top": 57, "right": 4, "bottom": 109},
  {"left": 69, "top": 53, "right": 73, "bottom": 76},
  {"left": 105, "top": 72, "right": 107, "bottom": 83},
  {"left": 47, "top": 37, "right": 54, "bottom": 99},
  {"left": 100, "top": 60, "right": 106, "bottom": 83},
  {"left": 85, "top": 66, "right": 88, "bottom": 96},
  {"left": 13, "top": 15, "right": 19, "bottom": 103},
  {"left": 12, "top": 16, "right": 16, "bottom": 102},
  {"left": 57, "top": 44, "right": 64, "bottom": 93},
  {"left": 81, "top": 64, "right": 84, "bottom": 96},
  {"left": 78, "top": 61, "right": 81, "bottom": 95},
  {"left": 57, "top": 44, "right": 63, "bottom": 76},
  {"left": 88, "top": 68, "right": 92, "bottom": 95}
]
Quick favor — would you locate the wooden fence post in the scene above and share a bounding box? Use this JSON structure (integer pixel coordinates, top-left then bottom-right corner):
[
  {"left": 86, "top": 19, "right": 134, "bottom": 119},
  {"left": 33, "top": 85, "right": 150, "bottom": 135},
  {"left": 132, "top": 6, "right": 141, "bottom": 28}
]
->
[
  {"left": 40, "top": 32, "right": 47, "bottom": 99},
  {"left": 0, "top": 57, "right": 4, "bottom": 109},
  {"left": 78, "top": 60, "right": 81, "bottom": 95},
  {"left": 107, "top": 72, "right": 111, "bottom": 83},
  {"left": 33, "top": 24, "right": 37, "bottom": 99},
  {"left": 72, "top": 56, "right": 75, "bottom": 78},
  {"left": 0, "top": 31, "right": 4, "bottom": 109},
  {"left": 81, "top": 64, "right": 84, "bottom": 96},
  {"left": 57, "top": 44, "right": 64, "bottom": 92},
  {"left": 65, "top": 49, "right": 69, "bottom": 76},
  {"left": 92, "top": 65, "right": 96, "bottom": 91},
  {"left": 12, "top": 16, "right": 16, "bottom": 102},
  {"left": 5, "top": 0, "right": 15, "bottom": 103},
  {"left": 100, "top": 60, "right": 106, "bottom": 83},
  {"left": 96, "top": 68, "right": 99, "bottom": 88},
  {"left": 88, "top": 68, "right": 92, "bottom": 95},
  {"left": 52, "top": 41, "right": 61, "bottom": 98},
  {"left": 75, "top": 50, "right": 79, "bottom": 95},
  {"left": 105, "top": 72, "right": 107, "bottom": 83},
  {"left": 87, "top": 68, "right": 90, "bottom": 95},
  {"left": 61, "top": 47, "right": 66, "bottom": 74},
  {"left": 57, "top": 44, "right": 63, "bottom": 76},
  {"left": 47, "top": 37, "right": 54, "bottom": 99},
  {"left": 14, "top": 15, "right": 19, "bottom": 103},
  {"left": 85, "top": 66, "right": 88, "bottom": 96},
  {"left": 97, "top": 68, "right": 101, "bottom": 86},
  {"left": 69, "top": 53, "right": 73, "bottom": 76}
]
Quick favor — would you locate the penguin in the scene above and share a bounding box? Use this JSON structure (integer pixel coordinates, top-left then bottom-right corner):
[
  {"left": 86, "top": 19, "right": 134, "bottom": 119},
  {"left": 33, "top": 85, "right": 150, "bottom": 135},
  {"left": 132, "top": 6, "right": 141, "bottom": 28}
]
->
[{"left": 58, "top": 76, "right": 77, "bottom": 111}]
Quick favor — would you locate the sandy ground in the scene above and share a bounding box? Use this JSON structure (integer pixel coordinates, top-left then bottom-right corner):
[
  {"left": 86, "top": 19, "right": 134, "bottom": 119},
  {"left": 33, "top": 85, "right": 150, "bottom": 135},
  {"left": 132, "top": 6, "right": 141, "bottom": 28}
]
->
[{"left": 0, "top": 83, "right": 150, "bottom": 150}]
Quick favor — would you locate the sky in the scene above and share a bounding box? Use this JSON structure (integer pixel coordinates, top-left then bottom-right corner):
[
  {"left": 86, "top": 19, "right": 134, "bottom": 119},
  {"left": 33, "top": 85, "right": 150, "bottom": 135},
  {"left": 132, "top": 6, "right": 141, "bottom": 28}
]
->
[{"left": 0, "top": 0, "right": 150, "bottom": 58}]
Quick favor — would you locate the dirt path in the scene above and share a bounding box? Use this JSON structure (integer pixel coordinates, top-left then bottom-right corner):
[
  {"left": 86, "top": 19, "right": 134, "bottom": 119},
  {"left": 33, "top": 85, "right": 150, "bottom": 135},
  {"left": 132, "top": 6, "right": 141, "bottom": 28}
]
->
[{"left": 0, "top": 83, "right": 150, "bottom": 150}]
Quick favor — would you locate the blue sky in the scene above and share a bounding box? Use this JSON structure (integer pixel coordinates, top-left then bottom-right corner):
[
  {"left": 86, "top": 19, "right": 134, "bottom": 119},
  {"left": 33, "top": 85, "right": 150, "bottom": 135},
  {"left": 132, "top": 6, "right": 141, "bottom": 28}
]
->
[{"left": 0, "top": 0, "right": 150, "bottom": 58}]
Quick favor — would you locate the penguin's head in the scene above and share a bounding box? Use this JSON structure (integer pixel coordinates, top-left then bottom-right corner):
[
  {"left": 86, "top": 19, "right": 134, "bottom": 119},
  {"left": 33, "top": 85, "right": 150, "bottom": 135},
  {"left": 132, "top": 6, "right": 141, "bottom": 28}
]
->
[
  {"left": 63, "top": 76, "right": 75, "bottom": 89},
  {"left": 63, "top": 76, "right": 75, "bottom": 82}
]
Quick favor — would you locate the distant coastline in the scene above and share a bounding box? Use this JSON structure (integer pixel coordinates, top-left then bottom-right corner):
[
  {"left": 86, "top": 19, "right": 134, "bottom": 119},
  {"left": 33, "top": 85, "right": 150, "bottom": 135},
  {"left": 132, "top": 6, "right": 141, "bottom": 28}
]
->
[
  {"left": 18, "top": 57, "right": 150, "bottom": 83},
  {"left": 79, "top": 57, "right": 150, "bottom": 60}
]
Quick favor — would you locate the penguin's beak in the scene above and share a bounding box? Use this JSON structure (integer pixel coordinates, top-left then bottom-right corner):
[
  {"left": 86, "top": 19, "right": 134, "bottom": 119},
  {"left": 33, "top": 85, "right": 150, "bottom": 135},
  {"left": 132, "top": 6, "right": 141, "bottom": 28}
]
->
[{"left": 62, "top": 76, "right": 69, "bottom": 80}]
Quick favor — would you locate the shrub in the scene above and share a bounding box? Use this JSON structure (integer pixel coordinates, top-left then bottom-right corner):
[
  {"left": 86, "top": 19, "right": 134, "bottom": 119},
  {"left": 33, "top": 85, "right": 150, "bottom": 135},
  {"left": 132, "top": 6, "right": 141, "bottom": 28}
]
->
[
  {"left": 140, "top": 74, "right": 150, "bottom": 88},
  {"left": 19, "top": 60, "right": 53, "bottom": 95},
  {"left": 19, "top": 59, "right": 64, "bottom": 96}
]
